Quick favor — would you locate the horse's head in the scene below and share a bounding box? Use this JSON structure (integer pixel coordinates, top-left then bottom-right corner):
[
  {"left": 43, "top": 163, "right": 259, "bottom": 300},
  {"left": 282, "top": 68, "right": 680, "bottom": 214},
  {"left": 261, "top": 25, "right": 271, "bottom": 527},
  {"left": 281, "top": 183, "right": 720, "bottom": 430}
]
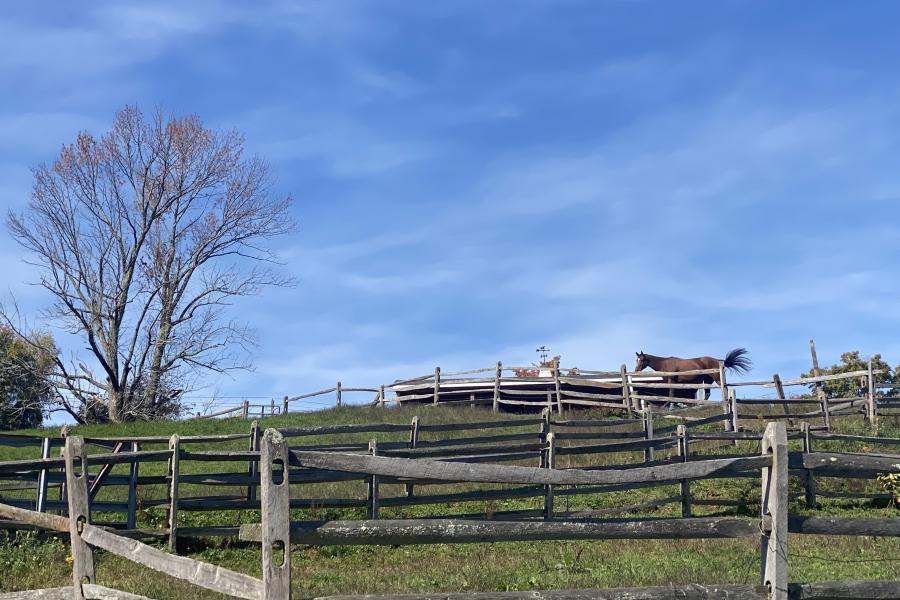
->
[{"left": 635, "top": 351, "right": 649, "bottom": 371}]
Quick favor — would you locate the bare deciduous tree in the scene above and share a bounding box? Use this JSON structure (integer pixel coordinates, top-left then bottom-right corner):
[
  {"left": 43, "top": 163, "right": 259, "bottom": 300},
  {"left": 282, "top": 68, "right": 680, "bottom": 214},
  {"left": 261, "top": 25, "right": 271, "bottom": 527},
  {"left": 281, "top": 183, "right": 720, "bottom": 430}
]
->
[{"left": 6, "top": 106, "right": 293, "bottom": 422}]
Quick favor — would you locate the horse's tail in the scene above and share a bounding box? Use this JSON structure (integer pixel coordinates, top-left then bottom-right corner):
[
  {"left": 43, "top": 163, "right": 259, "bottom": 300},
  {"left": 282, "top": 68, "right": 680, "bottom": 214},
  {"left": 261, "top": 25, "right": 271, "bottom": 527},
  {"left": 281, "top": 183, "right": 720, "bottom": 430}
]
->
[{"left": 724, "top": 348, "right": 752, "bottom": 374}]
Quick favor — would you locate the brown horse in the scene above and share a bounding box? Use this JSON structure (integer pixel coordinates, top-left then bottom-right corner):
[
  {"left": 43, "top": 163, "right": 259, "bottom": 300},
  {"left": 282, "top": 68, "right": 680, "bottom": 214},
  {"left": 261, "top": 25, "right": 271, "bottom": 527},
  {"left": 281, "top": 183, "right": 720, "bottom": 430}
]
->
[{"left": 634, "top": 348, "right": 752, "bottom": 399}]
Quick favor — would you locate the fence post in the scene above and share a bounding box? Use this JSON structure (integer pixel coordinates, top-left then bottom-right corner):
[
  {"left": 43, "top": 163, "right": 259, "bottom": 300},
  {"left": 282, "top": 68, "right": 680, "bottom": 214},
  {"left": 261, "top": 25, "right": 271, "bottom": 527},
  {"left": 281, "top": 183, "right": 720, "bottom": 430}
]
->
[
  {"left": 553, "top": 365, "right": 563, "bottom": 414},
  {"left": 282, "top": 395, "right": 289, "bottom": 415},
  {"left": 867, "top": 358, "right": 876, "bottom": 423},
  {"left": 59, "top": 427, "right": 69, "bottom": 515},
  {"left": 379, "top": 385, "right": 386, "bottom": 407},
  {"left": 620, "top": 364, "right": 634, "bottom": 417},
  {"left": 810, "top": 339, "right": 830, "bottom": 431},
  {"left": 761, "top": 421, "right": 788, "bottom": 600},
  {"left": 543, "top": 432, "right": 556, "bottom": 520},
  {"left": 64, "top": 435, "right": 95, "bottom": 599},
  {"left": 367, "top": 440, "right": 379, "bottom": 519},
  {"left": 242, "top": 399, "right": 249, "bottom": 419},
  {"left": 642, "top": 406, "right": 654, "bottom": 464},
  {"left": 405, "top": 417, "right": 419, "bottom": 498},
  {"left": 126, "top": 442, "right": 139, "bottom": 530},
  {"left": 433, "top": 367, "right": 441, "bottom": 405},
  {"left": 248, "top": 420, "right": 261, "bottom": 503},
  {"left": 729, "top": 389, "right": 739, "bottom": 433},
  {"left": 167, "top": 434, "right": 181, "bottom": 552},
  {"left": 493, "top": 361, "right": 502, "bottom": 413},
  {"left": 719, "top": 361, "right": 731, "bottom": 432},
  {"left": 773, "top": 374, "right": 790, "bottom": 420},
  {"left": 336, "top": 381, "right": 342, "bottom": 407},
  {"left": 800, "top": 422, "right": 816, "bottom": 508},
  {"left": 817, "top": 388, "right": 831, "bottom": 431},
  {"left": 676, "top": 425, "right": 692, "bottom": 517},
  {"left": 261, "top": 429, "right": 291, "bottom": 600},
  {"left": 539, "top": 408, "right": 550, "bottom": 468},
  {"left": 36, "top": 436, "right": 51, "bottom": 513}
]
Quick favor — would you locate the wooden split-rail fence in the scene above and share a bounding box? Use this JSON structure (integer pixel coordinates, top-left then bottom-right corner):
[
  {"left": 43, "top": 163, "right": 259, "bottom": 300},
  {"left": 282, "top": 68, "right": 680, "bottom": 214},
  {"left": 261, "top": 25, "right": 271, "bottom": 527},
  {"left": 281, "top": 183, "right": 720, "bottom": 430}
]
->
[
  {"left": 1, "top": 423, "right": 900, "bottom": 599},
  {"left": 1, "top": 403, "right": 899, "bottom": 536},
  {"left": 201, "top": 351, "right": 897, "bottom": 429}
]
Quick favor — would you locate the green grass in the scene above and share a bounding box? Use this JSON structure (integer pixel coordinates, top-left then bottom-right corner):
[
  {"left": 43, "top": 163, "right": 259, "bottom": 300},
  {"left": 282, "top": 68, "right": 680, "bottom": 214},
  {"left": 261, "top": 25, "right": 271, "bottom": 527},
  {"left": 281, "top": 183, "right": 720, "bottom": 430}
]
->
[{"left": 1, "top": 404, "right": 899, "bottom": 598}]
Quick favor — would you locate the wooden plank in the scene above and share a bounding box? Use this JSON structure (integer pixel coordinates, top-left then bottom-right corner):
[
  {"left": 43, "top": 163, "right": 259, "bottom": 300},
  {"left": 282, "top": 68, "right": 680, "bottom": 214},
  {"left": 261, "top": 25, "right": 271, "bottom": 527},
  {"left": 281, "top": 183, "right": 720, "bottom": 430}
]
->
[
  {"left": 414, "top": 432, "right": 540, "bottom": 448},
  {"left": 239, "top": 516, "right": 760, "bottom": 545},
  {"left": 261, "top": 429, "right": 290, "bottom": 600},
  {"left": 36, "top": 437, "right": 51, "bottom": 514},
  {"left": 0, "top": 501, "right": 70, "bottom": 532},
  {"left": 789, "top": 580, "right": 900, "bottom": 599},
  {"left": 88, "top": 442, "right": 125, "bottom": 501},
  {"left": 83, "top": 584, "right": 155, "bottom": 600},
  {"left": 554, "top": 438, "right": 676, "bottom": 457},
  {"left": 277, "top": 423, "right": 410, "bottom": 437},
  {"left": 550, "top": 418, "right": 643, "bottom": 428},
  {"left": 0, "top": 588, "right": 74, "bottom": 599},
  {"left": 289, "top": 450, "right": 770, "bottom": 485},
  {"left": 797, "top": 452, "right": 900, "bottom": 475},
  {"left": 308, "top": 585, "right": 766, "bottom": 600},
  {"left": 418, "top": 419, "right": 543, "bottom": 432},
  {"left": 760, "top": 422, "right": 788, "bottom": 600},
  {"left": 65, "top": 435, "right": 95, "bottom": 599},
  {"left": 788, "top": 516, "right": 900, "bottom": 536},
  {"left": 80, "top": 523, "right": 262, "bottom": 599}
]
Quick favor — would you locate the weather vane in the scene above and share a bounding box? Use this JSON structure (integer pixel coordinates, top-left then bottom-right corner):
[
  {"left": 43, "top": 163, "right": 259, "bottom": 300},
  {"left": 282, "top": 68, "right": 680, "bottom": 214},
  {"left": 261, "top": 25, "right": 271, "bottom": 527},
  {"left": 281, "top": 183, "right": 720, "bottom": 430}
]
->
[{"left": 536, "top": 346, "right": 550, "bottom": 364}]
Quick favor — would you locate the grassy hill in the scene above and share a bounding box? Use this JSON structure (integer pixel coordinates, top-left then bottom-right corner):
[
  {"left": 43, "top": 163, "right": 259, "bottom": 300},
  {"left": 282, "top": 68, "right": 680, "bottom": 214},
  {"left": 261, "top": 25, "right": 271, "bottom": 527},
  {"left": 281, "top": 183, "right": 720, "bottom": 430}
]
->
[{"left": 1, "top": 405, "right": 899, "bottom": 598}]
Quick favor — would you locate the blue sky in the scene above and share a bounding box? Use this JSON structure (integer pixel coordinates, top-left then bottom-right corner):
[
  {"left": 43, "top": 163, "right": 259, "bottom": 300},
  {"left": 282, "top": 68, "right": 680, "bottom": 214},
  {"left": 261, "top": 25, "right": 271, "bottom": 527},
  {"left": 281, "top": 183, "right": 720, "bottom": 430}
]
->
[{"left": 1, "top": 1, "right": 899, "bottom": 412}]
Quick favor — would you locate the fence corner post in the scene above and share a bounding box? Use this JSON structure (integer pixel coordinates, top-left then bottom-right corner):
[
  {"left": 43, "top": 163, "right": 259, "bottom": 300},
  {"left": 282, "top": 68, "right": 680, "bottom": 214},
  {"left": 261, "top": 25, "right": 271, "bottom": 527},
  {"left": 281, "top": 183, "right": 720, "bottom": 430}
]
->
[
  {"left": 433, "top": 367, "right": 441, "bottom": 405},
  {"left": 761, "top": 421, "right": 788, "bottom": 600},
  {"left": 282, "top": 395, "right": 289, "bottom": 415},
  {"left": 64, "top": 435, "right": 95, "bottom": 599},
  {"left": 242, "top": 399, "right": 249, "bottom": 419},
  {"left": 336, "top": 381, "right": 342, "bottom": 407},
  {"left": 167, "top": 434, "right": 181, "bottom": 552},
  {"left": 493, "top": 362, "right": 502, "bottom": 413},
  {"left": 261, "top": 428, "right": 291, "bottom": 600}
]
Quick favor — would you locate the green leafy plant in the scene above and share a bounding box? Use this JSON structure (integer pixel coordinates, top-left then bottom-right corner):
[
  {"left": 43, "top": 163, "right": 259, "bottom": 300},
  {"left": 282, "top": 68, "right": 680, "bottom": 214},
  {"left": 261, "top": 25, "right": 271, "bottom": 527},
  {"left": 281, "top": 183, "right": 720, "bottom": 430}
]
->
[{"left": 877, "top": 472, "right": 900, "bottom": 507}]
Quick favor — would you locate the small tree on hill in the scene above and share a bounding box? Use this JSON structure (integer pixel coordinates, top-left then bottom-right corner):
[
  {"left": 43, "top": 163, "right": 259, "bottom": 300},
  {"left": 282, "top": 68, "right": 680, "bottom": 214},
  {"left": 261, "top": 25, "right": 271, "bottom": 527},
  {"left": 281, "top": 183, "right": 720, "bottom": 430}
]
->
[
  {"left": 801, "top": 351, "right": 897, "bottom": 398},
  {"left": 0, "top": 325, "right": 56, "bottom": 430}
]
